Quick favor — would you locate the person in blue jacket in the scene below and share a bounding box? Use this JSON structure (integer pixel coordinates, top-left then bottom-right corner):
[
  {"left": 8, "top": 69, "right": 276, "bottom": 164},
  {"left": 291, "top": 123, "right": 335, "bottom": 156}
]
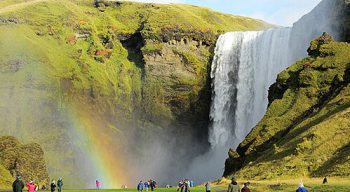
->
[
  {"left": 137, "top": 181, "right": 144, "bottom": 192},
  {"left": 296, "top": 183, "right": 308, "bottom": 192}
]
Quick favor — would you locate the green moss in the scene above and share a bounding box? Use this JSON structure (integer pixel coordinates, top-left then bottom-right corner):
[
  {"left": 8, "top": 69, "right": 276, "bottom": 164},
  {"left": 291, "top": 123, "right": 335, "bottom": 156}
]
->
[
  {"left": 0, "top": 136, "right": 49, "bottom": 189},
  {"left": 0, "top": 0, "right": 271, "bottom": 186},
  {"left": 141, "top": 42, "right": 164, "bottom": 54},
  {"left": 228, "top": 37, "right": 350, "bottom": 180}
]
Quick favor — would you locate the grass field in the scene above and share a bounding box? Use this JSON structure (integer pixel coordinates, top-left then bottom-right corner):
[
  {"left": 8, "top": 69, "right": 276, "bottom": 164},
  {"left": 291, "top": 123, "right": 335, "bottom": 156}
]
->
[
  {"left": 30, "top": 178, "right": 350, "bottom": 192},
  {"left": 1, "top": 178, "right": 350, "bottom": 192}
]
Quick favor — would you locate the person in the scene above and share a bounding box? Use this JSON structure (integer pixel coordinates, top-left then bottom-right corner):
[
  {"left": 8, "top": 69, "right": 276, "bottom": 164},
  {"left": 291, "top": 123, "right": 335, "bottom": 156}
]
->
[
  {"left": 13, "top": 175, "right": 25, "bottom": 192},
  {"left": 190, "top": 181, "right": 194, "bottom": 187},
  {"left": 26, "top": 179, "right": 36, "bottom": 192},
  {"left": 240, "top": 182, "right": 251, "bottom": 192},
  {"left": 144, "top": 181, "right": 149, "bottom": 192},
  {"left": 296, "top": 183, "right": 308, "bottom": 192},
  {"left": 50, "top": 180, "right": 56, "bottom": 192},
  {"left": 227, "top": 180, "right": 240, "bottom": 192},
  {"left": 178, "top": 179, "right": 190, "bottom": 192},
  {"left": 96, "top": 180, "right": 100, "bottom": 190},
  {"left": 178, "top": 180, "right": 183, "bottom": 189},
  {"left": 137, "top": 181, "right": 144, "bottom": 192},
  {"left": 57, "top": 178, "right": 63, "bottom": 192},
  {"left": 149, "top": 180, "right": 154, "bottom": 192},
  {"left": 205, "top": 182, "right": 211, "bottom": 192},
  {"left": 322, "top": 177, "right": 328, "bottom": 184}
]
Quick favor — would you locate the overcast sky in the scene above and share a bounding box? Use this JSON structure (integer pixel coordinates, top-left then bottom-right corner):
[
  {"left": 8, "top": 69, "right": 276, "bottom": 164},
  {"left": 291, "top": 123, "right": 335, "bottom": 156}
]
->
[{"left": 126, "top": 0, "right": 323, "bottom": 26}]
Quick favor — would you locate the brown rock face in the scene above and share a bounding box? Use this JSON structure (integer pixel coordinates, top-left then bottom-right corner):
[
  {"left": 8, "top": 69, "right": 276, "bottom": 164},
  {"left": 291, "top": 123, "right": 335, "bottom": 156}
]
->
[{"left": 0, "top": 136, "right": 49, "bottom": 186}]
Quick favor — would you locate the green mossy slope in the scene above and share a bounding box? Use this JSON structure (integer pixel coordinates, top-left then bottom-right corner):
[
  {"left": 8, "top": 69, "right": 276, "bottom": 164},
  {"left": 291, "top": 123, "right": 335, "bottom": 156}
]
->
[
  {"left": 225, "top": 33, "right": 350, "bottom": 180},
  {"left": 0, "top": 0, "right": 270, "bottom": 187}
]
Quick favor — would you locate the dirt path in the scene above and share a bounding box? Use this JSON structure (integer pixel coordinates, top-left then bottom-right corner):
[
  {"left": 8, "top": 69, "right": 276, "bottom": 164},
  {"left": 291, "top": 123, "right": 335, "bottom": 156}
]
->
[{"left": 0, "top": 0, "right": 48, "bottom": 14}]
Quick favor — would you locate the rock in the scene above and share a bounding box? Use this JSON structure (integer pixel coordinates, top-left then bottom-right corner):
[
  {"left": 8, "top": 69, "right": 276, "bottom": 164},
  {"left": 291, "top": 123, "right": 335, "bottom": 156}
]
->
[
  {"left": 307, "top": 32, "right": 335, "bottom": 57},
  {"left": 224, "top": 149, "right": 244, "bottom": 176},
  {"left": 0, "top": 136, "right": 49, "bottom": 187}
]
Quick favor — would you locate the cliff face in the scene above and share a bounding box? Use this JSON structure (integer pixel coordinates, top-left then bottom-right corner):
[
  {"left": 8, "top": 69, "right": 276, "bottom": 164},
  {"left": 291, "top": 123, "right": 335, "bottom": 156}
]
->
[
  {"left": 334, "top": 0, "right": 350, "bottom": 41},
  {"left": 0, "top": 136, "right": 49, "bottom": 188},
  {"left": 0, "top": 0, "right": 270, "bottom": 187},
  {"left": 224, "top": 33, "right": 350, "bottom": 179}
]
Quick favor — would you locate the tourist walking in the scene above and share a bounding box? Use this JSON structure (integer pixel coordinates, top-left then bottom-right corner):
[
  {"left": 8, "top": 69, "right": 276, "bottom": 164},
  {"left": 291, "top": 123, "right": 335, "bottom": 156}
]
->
[
  {"left": 138, "top": 181, "right": 144, "bottom": 192},
  {"left": 96, "top": 180, "right": 100, "bottom": 190},
  {"left": 50, "top": 180, "right": 56, "bottom": 192},
  {"left": 12, "top": 175, "right": 25, "bottom": 192},
  {"left": 178, "top": 179, "right": 190, "bottom": 192},
  {"left": 144, "top": 181, "right": 149, "bottom": 192},
  {"left": 205, "top": 182, "right": 211, "bottom": 192},
  {"left": 322, "top": 177, "right": 328, "bottom": 184},
  {"left": 296, "top": 183, "right": 308, "bottom": 192},
  {"left": 57, "top": 178, "right": 63, "bottom": 192},
  {"left": 240, "top": 182, "right": 251, "bottom": 192},
  {"left": 149, "top": 180, "right": 155, "bottom": 192},
  {"left": 227, "top": 180, "right": 240, "bottom": 192},
  {"left": 26, "top": 179, "right": 36, "bottom": 192}
]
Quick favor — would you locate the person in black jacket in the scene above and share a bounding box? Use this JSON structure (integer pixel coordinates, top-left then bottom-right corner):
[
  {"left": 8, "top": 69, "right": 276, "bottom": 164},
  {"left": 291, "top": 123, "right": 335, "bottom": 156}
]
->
[
  {"left": 12, "top": 175, "right": 24, "bottom": 192},
  {"left": 51, "top": 180, "right": 56, "bottom": 192}
]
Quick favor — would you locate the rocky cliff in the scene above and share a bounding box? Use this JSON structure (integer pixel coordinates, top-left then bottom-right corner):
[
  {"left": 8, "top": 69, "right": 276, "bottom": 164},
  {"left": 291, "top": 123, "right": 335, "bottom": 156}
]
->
[
  {"left": 0, "top": 0, "right": 270, "bottom": 187},
  {"left": 224, "top": 33, "right": 350, "bottom": 179},
  {"left": 0, "top": 136, "right": 49, "bottom": 189}
]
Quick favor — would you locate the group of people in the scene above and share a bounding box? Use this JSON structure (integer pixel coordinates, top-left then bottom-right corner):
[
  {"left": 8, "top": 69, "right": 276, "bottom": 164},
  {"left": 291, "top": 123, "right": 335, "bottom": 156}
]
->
[
  {"left": 50, "top": 178, "right": 64, "bottom": 192},
  {"left": 12, "top": 175, "right": 63, "bottom": 192},
  {"left": 12, "top": 175, "right": 326, "bottom": 192},
  {"left": 177, "top": 179, "right": 193, "bottom": 192},
  {"left": 206, "top": 179, "right": 311, "bottom": 192},
  {"left": 223, "top": 180, "right": 251, "bottom": 192},
  {"left": 137, "top": 179, "right": 158, "bottom": 192}
]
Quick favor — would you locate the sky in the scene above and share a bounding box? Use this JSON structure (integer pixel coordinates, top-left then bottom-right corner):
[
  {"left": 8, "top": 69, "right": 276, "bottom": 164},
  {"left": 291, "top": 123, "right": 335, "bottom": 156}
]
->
[{"left": 125, "top": 0, "right": 323, "bottom": 26}]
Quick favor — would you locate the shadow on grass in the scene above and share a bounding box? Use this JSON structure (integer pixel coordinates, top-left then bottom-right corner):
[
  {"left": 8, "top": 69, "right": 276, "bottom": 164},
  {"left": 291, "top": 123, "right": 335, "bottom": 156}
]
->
[{"left": 312, "top": 141, "right": 350, "bottom": 176}]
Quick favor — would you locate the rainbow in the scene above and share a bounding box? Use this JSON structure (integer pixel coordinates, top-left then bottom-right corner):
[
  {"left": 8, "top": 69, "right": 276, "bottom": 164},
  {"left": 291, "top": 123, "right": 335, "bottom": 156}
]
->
[{"left": 66, "top": 101, "right": 128, "bottom": 189}]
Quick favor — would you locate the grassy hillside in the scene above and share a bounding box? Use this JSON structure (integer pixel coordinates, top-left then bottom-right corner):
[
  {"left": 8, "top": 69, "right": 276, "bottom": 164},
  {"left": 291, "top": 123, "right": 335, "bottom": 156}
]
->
[
  {"left": 0, "top": 0, "right": 270, "bottom": 188},
  {"left": 225, "top": 33, "right": 350, "bottom": 180}
]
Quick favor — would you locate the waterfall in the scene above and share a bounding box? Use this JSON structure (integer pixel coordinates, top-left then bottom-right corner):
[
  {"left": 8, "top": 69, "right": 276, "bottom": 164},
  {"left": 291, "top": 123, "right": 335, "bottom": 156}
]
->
[
  {"left": 210, "top": 28, "right": 292, "bottom": 146},
  {"left": 209, "top": 0, "right": 339, "bottom": 148},
  {"left": 185, "top": 0, "right": 342, "bottom": 184}
]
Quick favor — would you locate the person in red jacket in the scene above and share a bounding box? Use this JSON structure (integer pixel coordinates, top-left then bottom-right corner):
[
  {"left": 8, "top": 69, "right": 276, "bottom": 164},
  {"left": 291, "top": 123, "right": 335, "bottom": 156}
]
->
[{"left": 26, "top": 180, "right": 36, "bottom": 192}]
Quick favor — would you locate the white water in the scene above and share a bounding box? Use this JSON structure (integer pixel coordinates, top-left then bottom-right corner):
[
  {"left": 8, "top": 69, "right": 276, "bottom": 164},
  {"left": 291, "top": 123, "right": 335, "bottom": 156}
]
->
[
  {"left": 210, "top": 28, "right": 292, "bottom": 146},
  {"left": 186, "top": 0, "right": 340, "bottom": 183}
]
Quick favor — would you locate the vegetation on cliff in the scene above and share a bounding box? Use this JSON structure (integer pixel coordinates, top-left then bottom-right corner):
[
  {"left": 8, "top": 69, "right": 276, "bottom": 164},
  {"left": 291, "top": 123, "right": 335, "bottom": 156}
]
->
[
  {"left": 0, "top": 0, "right": 270, "bottom": 187},
  {"left": 0, "top": 136, "right": 49, "bottom": 189},
  {"left": 224, "top": 33, "right": 350, "bottom": 180}
]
